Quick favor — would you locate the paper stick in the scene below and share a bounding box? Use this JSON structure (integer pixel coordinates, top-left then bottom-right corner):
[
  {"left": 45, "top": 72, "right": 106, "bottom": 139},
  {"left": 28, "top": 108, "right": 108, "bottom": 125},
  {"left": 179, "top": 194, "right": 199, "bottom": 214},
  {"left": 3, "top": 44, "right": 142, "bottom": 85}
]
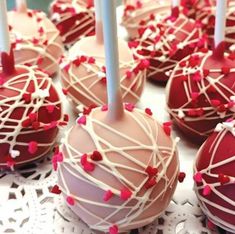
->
[
  {"left": 214, "top": 0, "right": 227, "bottom": 48},
  {"left": 16, "top": 0, "right": 27, "bottom": 13},
  {"left": 101, "top": 0, "right": 124, "bottom": 120},
  {"left": 94, "top": 0, "right": 103, "bottom": 43},
  {"left": 0, "top": 0, "right": 10, "bottom": 53},
  {"left": 172, "top": 0, "right": 179, "bottom": 7}
]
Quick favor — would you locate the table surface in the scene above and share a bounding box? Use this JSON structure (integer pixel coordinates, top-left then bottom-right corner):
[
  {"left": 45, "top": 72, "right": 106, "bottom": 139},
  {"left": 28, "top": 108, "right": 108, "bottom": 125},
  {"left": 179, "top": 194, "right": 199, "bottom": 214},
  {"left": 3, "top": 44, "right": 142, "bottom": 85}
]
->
[{"left": 0, "top": 4, "right": 224, "bottom": 234}]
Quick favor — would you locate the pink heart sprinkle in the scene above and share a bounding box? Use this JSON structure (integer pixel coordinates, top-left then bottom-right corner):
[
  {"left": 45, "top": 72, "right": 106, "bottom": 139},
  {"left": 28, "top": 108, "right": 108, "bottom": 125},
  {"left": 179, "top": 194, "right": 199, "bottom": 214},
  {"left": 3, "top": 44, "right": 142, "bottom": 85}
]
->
[
  {"left": 103, "top": 190, "right": 113, "bottom": 202},
  {"left": 66, "top": 196, "right": 75, "bottom": 206},
  {"left": 83, "top": 162, "right": 95, "bottom": 172},
  {"left": 80, "top": 154, "right": 95, "bottom": 172},
  {"left": 77, "top": 115, "right": 86, "bottom": 125},
  {"left": 101, "top": 105, "right": 108, "bottom": 111},
  {"left": 125, "top": 103, "right": 135, "bottom": 112},
  {"left": 203, "top": 185, "right": 211, "bottom": 196},
  {"left": 145, "top": 108, "right": 152, "bottom": 116},
  {"left": 56, "top": 152, "right": 64, "bottom": 162},
  {"left": 120, "top": 188, "right": 132, "bottom": 200},
  {"left": 193, "top": 172, "right": 202, "bottom": 183},
  {"left": 109, "top": 225, "right": 118, "bottom": 234},
  {"left": 81, "top": 154, "right": 88, "bottom": 166},
  {"left": 28, "top": 141, "right": 38, "bottom": 154}
]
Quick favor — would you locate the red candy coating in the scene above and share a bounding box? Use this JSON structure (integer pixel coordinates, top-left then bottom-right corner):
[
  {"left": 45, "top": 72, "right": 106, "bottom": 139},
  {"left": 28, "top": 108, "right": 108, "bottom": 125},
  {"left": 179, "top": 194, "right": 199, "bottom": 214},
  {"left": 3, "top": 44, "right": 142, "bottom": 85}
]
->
[
  {"left": 167, "top": 51, "right": 235, "bottom": 143},
  {"left": 194, "top": 122, "right": 235, "bottom": 232},
  {"left": 131, "top": 13, "right": 205, "bottom": 82},
  {"left": 0, "top": 65, "right": 64, "bottom": 169}
]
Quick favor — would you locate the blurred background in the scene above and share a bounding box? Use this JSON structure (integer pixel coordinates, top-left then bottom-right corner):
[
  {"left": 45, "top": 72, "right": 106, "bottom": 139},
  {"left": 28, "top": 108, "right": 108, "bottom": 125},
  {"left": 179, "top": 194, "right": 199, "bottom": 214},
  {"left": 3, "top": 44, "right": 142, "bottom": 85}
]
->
[
  {"left": 7, "top": 0, "right": 122, "bottom": 12},
  {"left": 7, "top": 0, "right": 52, "bottom": 12}
]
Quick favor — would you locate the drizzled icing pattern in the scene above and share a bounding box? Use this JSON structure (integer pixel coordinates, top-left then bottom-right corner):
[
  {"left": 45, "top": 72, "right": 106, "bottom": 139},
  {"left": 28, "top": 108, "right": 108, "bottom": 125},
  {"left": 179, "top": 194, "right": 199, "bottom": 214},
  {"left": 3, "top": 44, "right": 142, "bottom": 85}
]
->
[
  {"left": 49, "top": 0, "right": 95, "bottom": 46},
  {"left": 194, "top": 120, "right": 235, "bottom": 232},
  {"left": 181, "top": 0, "right": 215, "bottom": 19},
  {"left": 122, "top": 0, "right": 171, "bottom": 39},
  {"left": 60, "top": 53, "right": 147, "bottom": 110},
  {"left": 130, "top": 14, "right": 205, "bottom": 82},
  {"left": 57, "top": 107, "right": 179, "bottom": 233},
  {"left": 182, "top": 0, "right": 235, "bottom": 51},
  {"left": 0, "top": 65, "right": 66, "bottom": 169},
  {"left": 166, "top": 51, "right": 235, "bottom": 141},
  {"left": 8, "top": 9, "right": 64, "bottom": 76}
]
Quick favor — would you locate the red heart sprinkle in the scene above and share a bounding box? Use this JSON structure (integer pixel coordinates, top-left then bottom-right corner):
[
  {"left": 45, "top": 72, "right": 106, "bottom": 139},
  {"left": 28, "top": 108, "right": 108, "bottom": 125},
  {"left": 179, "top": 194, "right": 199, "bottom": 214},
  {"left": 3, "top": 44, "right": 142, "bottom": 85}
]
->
[
  {"left": 51, "top": 185, "right": 61, "bottom": 195},
  {"left": 90, "top": 151, "right": 103, "bottom": 161}
]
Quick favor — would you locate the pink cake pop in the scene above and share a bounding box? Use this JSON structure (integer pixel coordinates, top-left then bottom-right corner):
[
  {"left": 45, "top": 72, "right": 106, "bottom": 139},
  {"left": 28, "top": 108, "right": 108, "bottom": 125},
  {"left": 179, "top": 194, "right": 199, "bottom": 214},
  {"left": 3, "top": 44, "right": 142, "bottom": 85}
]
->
[
  {"left": 59, "top": 0, "right": 147, "bottom": 112},
  {"left": 0, "top": 0, "right": 67, "bottom": 169},
  {"left": 130, "top": 2, "right": 206, "bottom": 82},
  {"left": 121, "top": 0, "right": 171, "bottom": 39},
  {"left": 166, "top": 0, "right": 235, "bottom": 143},
  {"left": 49, "top": 0, "right": 95, "bottom": 46},
  {"left": 194, "top": 120, "right": 235, "bottom": 232},
  {"left": 56, "top": 1, "right": 179, "bottom": 233},
  {"left": 4, "top": 0, "right": 64, "bottom": 76}
]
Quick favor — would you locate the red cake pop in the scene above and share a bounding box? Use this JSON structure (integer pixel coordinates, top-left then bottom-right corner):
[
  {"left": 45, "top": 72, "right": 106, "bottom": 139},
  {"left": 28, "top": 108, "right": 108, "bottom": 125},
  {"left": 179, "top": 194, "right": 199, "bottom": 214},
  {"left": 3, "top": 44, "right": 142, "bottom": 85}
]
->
[
  {"left": 56, "top": 1, "right": 179, "bottom": 233},
  {"left": 194, "top": 120, "right": 235, "bottom": 232},
  {"left": 5, "top": 0, "right": 64, "bottom": 76},
  {"left": 166, "top": 0, "right": 235, "bottom": 143},
  {"left": 130, "top": 6, "right": 206, "bottom": 82},
  {"left": 121, "top": 0, "right": 171, "bottom": 39},
  {"left": 181, "top": 0, "right": 235, "bottom": 51},
  {"left": 180, "top": 0, "right": 215, "bottom": 19},
  {"left": 0, "top": 1, "right": 67, "bottom": 169},
  {"left": 49, "top": 0, "right": 95, "bottom": 46},
  {"left": 166, "top": 50, "right": 235, "bottom": 143}
]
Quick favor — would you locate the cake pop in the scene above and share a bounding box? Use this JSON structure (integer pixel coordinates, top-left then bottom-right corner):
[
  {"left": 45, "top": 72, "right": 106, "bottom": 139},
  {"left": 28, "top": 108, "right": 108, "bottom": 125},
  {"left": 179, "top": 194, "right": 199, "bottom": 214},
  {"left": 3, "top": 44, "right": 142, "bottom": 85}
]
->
[
  {"left": 5, "top": 0, "right": 64, "bottom": 76},
  {"left": 56, "top": 1, "right": 179, "bottom": 233},
  {"left": 60, "top": 0, "right": 146, "bottom": 111},
  {"left": 0, "top": 0, "right": 67, "bottom": 169},
  {"left": 130, "top": 2, "right": 206, "bottom": 82},
  {"left": 166, "top": 0, "right": 235, "bottom": 143},
  {"left": 194, "top": 120, "right": 235, "bottom": 233},
  {"left": 180, "top": 0, "right": 215, "bottom": 19},
  {"left": 49, "top": 0, "right": 95, "bottom": 46},
  {"left": 182, "top": 0, "right": 235, "bottom": 51},
  {"left": 121, "top": 0, "right": 171, "bottom": 39}
]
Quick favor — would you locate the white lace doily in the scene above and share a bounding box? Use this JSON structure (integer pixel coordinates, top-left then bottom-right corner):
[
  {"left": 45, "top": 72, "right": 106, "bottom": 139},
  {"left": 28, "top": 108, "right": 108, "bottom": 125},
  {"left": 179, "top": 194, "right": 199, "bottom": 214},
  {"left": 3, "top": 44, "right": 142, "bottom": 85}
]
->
[
  {"left": 0, "top": 80, "right": 220, "bottom": 234},
  {"left": 0, "top": 6, "right": 224, "bottom": 234}
]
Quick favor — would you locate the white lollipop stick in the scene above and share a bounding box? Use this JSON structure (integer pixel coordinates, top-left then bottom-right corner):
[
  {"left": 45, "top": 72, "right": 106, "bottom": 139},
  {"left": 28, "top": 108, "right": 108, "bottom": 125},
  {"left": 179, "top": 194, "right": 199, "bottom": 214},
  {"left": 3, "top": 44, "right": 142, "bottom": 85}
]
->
[
  {"left": 172, "top": 0, "right": 179, "bottom": 7},
  {"left": 16, "top": 0, "right": 27, "bottom": 13},
  {"left": 101, "top": 0, "right": 124, "bottom": 120},
  {"left": 0, "top": 0, "right": 10, "bottom": 54},
  {"left": 214, "top": 0, "right": 227, "bottom": 48},
  {"left": 94, "top": 0, "right": 103, "bottom": 43}
]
